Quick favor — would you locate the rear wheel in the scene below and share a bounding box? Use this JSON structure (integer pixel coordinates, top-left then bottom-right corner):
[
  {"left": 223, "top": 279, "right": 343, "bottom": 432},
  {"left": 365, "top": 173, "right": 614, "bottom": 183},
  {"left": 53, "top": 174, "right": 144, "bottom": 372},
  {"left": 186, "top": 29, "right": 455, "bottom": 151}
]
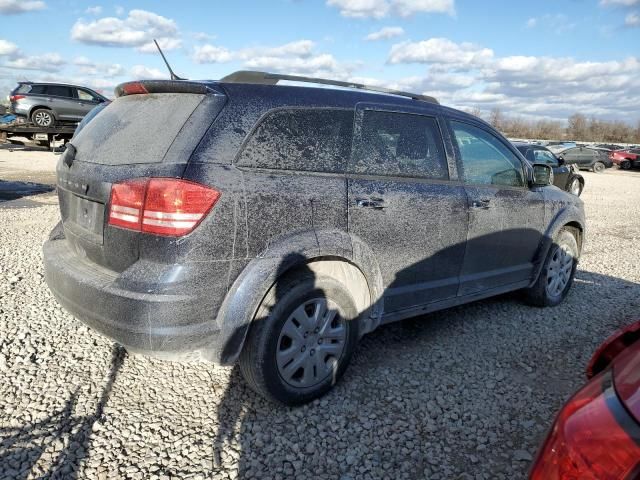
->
[
  {"left": 592, "top": 161, "right": 605, "bottom": 173},
  {"left": 523, "top": 229, "right": 579, "bottom": 307},
  {"left": 621, "top": 160, "right": 632, "bottom": 170},
  {"left": 31, "top": 109, "right": 54, "bottom": 127},
  {"left": 239, "top": 271, "right": 359, "bottom": 405}
]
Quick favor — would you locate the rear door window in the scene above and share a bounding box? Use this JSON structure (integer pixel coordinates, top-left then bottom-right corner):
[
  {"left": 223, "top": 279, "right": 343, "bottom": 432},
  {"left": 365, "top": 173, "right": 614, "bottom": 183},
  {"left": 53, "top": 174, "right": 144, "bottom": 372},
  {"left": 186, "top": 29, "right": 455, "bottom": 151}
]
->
[
  {"left": 351, "top": 110, "right": 448, "bottom": 179},
  {"left": 532, "top": 149, "right": 558, "bottom": 166},
  {"left": 72, "top": 93, "right": 205, "bottom": 165},
  {"left": 236, "top": 108, "right": 354, "bottom": 173},
  {"left": 46, "top": 85, "right": 73, "bottom": 98},
  {"left": 451, "top": 121, "right": 524, "bottom": 187},
  {"left": 27, "top": 85, "right": 46, "bottom": 95}
]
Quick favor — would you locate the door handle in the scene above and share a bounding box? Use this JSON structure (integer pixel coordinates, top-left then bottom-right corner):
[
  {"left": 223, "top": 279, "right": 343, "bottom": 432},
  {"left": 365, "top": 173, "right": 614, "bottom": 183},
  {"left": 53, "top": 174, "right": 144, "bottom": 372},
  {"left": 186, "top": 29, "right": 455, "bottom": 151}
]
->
[
  {"left": 471, "top": 199, "right": 491, "bottom": 209},
  {"left": 356, "top": 198, "right": 385, "bottom": 209}
]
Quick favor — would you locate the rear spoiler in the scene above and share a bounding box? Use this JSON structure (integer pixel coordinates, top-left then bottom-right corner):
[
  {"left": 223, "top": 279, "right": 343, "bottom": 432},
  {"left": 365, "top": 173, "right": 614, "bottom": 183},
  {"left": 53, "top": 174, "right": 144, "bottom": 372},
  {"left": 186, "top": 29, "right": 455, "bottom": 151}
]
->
[{"left": 115, "top": 80, "right": 222, "bottom": 98}]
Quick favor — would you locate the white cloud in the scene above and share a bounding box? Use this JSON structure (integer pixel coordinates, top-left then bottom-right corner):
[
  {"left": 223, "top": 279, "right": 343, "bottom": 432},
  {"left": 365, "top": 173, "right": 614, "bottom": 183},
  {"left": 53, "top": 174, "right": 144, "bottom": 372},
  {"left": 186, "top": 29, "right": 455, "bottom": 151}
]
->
[
  {"left": 377, "top": 36, "right": 640, "bottom": 121},
  {"left": 521, "top": 14, "right": 575, "bottom": 34},
  {"left": 4, "top": 53, "right": 65, "bottom": 72},
  {"left": 327, "top": 0, "right": 453, "bottom": 18},
  {"left": 192, "top": 39, "right": 349, "bottom": 77},
  {"left": 388, "top": 37, "right": 494, "bottom": 66},
  {"left": 130, "top": 65, "right": 166, "bottom": 80},
  {"left": 0, "top": 0, "right": 45, "bottom": 14},
  {"left": 85, "top": 5, "right": 102, "bottom": 15},
  {"left": 192, "top": 44, "right": 234, "bottom": 63},
  {"left": 137, "top": 37, "right": 183, "bottom": 53},
  {"left": 365, "top": 26, "right": 405, "bottom": 41},
  {"left": 238, "top": 40, "right": 316, "bottom": 59},
  {"left": 327, "top": 0, "right": 389, "bottom": 18},
  {"left": 393, "top": 0, "right": 455, "bottom": 16},
  {"left": 74, "top": 56, "right": 124, "bottom": 77},
  {"left": 625, "top": 11, "right": 640, "bottom": 25},
  {"left": 71, "top": 9, "right": 180, "bottom": 52},
  {"left": 244, "top": 53, "right": 341, "bottom": 75},
  {"left": 0, "top": 39, "right": 19, "bottom": 56},
  {"left": 193, "top": 32, "right": 216, "bottom": 42},
  {"left": 600, "top": 0, "right": 640, "bottom": 5}
]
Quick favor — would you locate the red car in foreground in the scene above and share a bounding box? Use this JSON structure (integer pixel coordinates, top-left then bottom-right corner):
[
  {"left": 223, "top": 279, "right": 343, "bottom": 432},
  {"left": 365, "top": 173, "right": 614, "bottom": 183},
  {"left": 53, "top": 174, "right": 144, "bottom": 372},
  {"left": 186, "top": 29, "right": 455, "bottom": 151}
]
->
[
  {"left": 610, "top": 149, "right": 640, "bottom": 170},
  {"left": 530, "top": 320, "right": 640, "bottom": 479}
]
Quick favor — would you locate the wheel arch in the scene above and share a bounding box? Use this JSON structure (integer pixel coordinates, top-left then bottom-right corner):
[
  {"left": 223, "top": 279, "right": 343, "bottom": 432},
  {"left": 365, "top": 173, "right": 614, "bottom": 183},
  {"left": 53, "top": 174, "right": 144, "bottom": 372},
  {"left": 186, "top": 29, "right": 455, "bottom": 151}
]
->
[
  {"left": 530, "top": 208, "right": 585, "bottom": 288},
  {"left": 29, "top": 105, "right": 57, "bottom": 120},
  {"left": 209, "top": 230, "right": 384, "bottom": 365}
]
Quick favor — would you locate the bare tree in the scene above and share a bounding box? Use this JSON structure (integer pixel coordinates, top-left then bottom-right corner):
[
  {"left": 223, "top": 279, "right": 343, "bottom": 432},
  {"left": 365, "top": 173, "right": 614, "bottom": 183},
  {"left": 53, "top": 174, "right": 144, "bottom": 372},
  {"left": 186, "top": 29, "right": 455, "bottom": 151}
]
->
[
  {"left": 488, "top": 108, "right": 504, "bottom": 131},
  {"left": 567, "top": 113, "right": 588, "bottom": 141}
]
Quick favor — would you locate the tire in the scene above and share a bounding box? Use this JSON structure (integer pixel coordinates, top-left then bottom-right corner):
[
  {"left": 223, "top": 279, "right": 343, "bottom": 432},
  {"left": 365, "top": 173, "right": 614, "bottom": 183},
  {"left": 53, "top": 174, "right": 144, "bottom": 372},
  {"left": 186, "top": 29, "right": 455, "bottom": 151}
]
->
[
  {"left": 592, "top": 161, "right": 605, "bottom": 173},
  {"left": 239, "top": 271, "right": 360, "bottom": 405},
  {"left": 31, "top": 109, "right": 55, "bottom": 127},
  {"left": 522, "top": 229, "right": 579, "bottom": 307},
  {"left": 621, "top": 160, "right": 632, "bottom": 170},
  {"left": 568, "top": 178, "right": 582, "bottom": 196}
]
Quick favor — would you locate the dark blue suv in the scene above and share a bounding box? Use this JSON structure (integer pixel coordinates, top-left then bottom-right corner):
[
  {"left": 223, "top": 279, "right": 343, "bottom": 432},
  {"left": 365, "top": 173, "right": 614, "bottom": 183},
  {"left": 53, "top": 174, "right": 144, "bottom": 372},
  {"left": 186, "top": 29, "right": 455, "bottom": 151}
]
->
[{"left": 43, "top": 72, "right": 586, "bottom": 405}]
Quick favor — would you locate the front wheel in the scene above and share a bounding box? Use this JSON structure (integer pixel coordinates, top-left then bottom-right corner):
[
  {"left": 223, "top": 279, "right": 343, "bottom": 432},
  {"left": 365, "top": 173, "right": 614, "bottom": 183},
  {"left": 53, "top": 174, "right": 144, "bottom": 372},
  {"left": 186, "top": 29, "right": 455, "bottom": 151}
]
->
[
  {"left": 239, "top": 271, "right": 359, "bottom": 405},
  {"left": 568, "top": 178, "right": 583, "bottom": 196},
  {"left": 621, "top": 160, "right": 632, "bottom": 170},
  {"left": 592, "top": 161, "right": 605, "bottom": 173},
  {"left": 523, "top": 229, "right": 579, "bottom": 307}
]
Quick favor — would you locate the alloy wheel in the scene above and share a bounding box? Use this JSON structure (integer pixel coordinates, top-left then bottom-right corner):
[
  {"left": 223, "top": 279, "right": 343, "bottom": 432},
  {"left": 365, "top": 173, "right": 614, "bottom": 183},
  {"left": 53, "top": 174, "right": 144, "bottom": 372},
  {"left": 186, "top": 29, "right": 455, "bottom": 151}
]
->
[{"left": 34, "top": 111, "right": 52, "bottom": 127}]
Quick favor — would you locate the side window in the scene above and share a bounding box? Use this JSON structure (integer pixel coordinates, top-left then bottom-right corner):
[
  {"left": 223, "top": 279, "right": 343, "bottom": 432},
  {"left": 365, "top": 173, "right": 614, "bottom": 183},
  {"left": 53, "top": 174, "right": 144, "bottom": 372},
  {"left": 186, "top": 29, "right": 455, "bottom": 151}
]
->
[
  {"left": 532, "top": 149, "right": 558, "bottom": 166},
  {"left": 28, "top": 85, "right": 46, "bottom": 94},
  {"left": 46, "top": 85, "right": 72, "bottom": 98},
  {"left": 351, "top": 110, "right": 448, "bottom": 179},
  {"left": 236, "top": 109, "right": 353, "bottom": 173},
  {"left": 77, "top": 89, "right": 95, "bottom": 101},
  {"left": 451, "top": 121, "right": 524, "bottom": 187}
]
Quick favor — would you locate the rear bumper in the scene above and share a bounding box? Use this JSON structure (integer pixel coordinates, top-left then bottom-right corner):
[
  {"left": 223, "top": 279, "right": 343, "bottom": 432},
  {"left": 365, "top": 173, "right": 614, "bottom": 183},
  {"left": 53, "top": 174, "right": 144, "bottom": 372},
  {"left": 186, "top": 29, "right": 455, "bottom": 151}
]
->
[{"left": 43, "top": 237, "right": 223, "bottom": 361}]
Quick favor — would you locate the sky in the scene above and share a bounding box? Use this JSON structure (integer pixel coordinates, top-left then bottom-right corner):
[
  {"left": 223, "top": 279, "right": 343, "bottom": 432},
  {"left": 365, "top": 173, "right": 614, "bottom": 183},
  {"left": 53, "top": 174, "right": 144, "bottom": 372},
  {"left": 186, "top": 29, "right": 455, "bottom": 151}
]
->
[{"left": 1, "top": 0, "right": 639, "bottom": 123}]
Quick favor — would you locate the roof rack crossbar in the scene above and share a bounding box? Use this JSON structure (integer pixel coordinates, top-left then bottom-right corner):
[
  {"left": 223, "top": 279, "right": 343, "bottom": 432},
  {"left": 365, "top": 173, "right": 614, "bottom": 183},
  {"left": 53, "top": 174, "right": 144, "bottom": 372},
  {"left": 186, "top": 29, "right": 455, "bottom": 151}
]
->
[{"left": 220, "top": 70, "right": 438, "bottom": 104}]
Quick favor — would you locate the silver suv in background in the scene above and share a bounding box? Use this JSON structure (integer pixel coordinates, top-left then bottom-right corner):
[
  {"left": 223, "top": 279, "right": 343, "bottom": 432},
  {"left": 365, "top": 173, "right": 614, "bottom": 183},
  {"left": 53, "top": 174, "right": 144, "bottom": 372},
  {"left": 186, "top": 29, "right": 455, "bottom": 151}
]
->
[{"left": 9, "top": 82, "right": 109, "bottom": 127}]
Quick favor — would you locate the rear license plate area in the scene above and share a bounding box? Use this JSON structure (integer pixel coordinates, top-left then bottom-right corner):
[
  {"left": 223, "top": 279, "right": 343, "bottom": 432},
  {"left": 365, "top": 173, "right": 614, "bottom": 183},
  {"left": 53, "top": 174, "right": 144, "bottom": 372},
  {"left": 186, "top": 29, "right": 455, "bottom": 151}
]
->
[{"left": 66, "top": 194, "right": 105, "bottom": 244}]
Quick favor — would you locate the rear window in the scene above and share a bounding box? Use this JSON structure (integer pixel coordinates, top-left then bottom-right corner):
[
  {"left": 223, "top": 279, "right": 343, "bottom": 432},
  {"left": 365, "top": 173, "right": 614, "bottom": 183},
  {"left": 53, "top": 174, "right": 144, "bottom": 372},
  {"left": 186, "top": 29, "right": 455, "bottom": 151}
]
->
[
  {"left": 16, "top": 84, "right": 46, "bottom": 94},
  {"left": 236, "top": 108, "right": 354, "bottom": 173},
  {"left": 72, "top": 93, "right": 204, "bottom": 165}
]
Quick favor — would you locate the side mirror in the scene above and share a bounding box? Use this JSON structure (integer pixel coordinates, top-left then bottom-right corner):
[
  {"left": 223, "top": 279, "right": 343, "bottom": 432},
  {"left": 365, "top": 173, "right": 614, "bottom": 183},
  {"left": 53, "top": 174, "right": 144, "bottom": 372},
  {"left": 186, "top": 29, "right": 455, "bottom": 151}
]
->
[
  {"left": 556, "top": 155, "right": 565, "bottom": 165},
  {"left": 532, "top": 163, "right": 553, "bottom": 187}
]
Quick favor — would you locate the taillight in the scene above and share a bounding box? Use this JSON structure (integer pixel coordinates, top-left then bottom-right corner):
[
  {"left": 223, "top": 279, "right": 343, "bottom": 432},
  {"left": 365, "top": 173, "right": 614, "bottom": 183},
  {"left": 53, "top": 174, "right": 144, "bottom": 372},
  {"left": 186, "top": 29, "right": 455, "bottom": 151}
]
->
[
  {"left": 10, "top": 95, "right": 25, "bottom": 102},
  {"left": 108, "top": 178, "right": 220, "bottom": 237},
  {"left": 529, "top": 371, "right": 640, "bottom": 480},
  {"left": 120, "top": 82, "right": 148, "bottom": 96}
]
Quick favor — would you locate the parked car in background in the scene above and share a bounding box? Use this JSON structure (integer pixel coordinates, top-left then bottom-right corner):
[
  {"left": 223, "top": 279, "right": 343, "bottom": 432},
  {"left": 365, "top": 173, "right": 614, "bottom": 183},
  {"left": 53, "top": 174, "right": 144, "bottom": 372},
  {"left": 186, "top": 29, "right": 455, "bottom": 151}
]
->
[
  {"left": 9, "top": 82, "right": 109, "bottom": 127},
  {"left": 514, "top": 143, "right": 584, "bottom": 196},
  {"left": 594, "top": 143, "right": 624, "bottom": 151},
  {"left": 530, "top": 319, "right": 640, "bottom": 479},
  {"left": 42, "top": 72, "right": 585, "bottom": 405},
  {"left": 610, "top": 148, "right": 640, "bottom": 170},
  {"left": 556, "top": 146, "right": 612, "bottom": 172}
]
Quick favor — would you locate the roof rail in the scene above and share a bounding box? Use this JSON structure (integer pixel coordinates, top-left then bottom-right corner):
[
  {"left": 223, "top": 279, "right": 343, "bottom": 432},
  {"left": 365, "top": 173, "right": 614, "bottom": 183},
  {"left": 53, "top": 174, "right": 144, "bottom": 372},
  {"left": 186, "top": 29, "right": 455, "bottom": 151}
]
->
[{"left": 220, "top": 70, "right": 439, "bottom": 104}]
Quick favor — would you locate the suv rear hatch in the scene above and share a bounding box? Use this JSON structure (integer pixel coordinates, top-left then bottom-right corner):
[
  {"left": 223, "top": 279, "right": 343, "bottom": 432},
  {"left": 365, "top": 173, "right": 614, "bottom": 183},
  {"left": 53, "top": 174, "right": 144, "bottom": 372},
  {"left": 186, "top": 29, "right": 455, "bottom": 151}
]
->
[{"left": 57, "top": 80, "right": 226, "bottom": 272}]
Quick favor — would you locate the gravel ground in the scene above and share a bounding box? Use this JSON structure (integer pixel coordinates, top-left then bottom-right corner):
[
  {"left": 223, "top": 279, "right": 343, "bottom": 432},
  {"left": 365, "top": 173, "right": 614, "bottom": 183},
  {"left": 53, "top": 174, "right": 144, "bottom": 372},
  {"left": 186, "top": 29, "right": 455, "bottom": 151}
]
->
[{"left": 1, "top": 167, "right": 640, "bottom": 479}]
